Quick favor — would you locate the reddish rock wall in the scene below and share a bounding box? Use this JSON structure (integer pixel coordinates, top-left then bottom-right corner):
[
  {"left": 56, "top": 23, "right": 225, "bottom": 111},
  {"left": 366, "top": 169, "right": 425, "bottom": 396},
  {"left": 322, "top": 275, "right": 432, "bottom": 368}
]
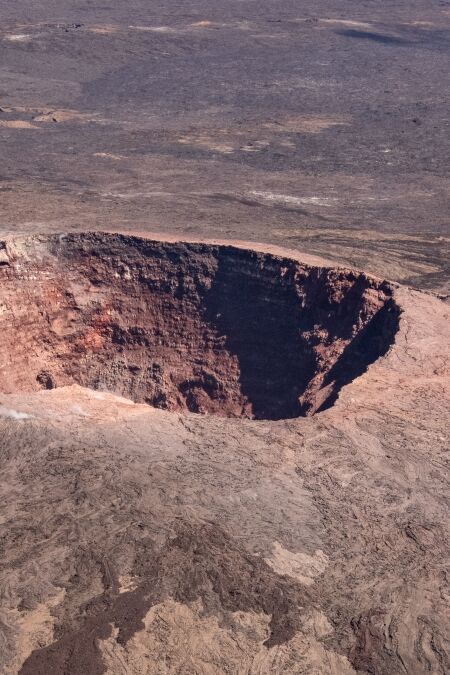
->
[{"left": 0, "top": 233, "right": 400, "bottom": 419}]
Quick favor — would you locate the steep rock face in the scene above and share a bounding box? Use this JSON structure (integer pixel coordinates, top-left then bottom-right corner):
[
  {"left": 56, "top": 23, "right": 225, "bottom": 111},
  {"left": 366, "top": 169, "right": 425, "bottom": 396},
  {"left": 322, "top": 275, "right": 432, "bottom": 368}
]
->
[{"left": 0, "top": 233, "right": 399, "bottom": 419}]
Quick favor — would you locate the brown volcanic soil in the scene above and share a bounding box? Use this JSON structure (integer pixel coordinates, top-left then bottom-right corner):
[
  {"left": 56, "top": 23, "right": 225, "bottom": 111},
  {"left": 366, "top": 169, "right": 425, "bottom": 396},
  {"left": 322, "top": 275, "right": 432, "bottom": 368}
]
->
[
  {"left": 0, "top": 0, "right": 449, "bottom": 672},
  {"left": 0, "top": 233, "right": 399, "bottom": 420},
  {"left": 0, "top": 233, "right": 448, "bottom": 675}
]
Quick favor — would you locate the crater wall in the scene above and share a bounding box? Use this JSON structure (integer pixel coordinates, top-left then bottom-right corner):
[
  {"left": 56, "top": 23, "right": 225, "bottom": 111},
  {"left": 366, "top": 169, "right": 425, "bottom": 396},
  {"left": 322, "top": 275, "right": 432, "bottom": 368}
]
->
[{"left": 0, "top": 234, "right": 400, "bottom": 419}]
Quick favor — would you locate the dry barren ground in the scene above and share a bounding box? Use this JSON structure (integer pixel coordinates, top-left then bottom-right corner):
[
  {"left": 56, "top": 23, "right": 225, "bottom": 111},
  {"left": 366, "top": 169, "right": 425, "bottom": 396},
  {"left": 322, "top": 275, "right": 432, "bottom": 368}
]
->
[
  {"left": 0, "top": 0, "right": 449, "bottom": 292},
  {"left": 0, "top": 0, "right": 449, "bottom": 673},
  {"left": 0, "top": 234, "right": 449, "bottom": 674}
]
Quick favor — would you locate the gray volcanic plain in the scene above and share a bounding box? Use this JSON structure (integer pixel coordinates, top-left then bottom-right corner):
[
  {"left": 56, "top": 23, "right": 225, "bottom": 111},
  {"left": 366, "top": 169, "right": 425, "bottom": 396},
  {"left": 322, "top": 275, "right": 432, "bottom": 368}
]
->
[
  {"left": 0, "top": 1, "right": 449, "bottom": 674},
  {"left": 0, "top": 0, "right": 449, "bottom": 293}
]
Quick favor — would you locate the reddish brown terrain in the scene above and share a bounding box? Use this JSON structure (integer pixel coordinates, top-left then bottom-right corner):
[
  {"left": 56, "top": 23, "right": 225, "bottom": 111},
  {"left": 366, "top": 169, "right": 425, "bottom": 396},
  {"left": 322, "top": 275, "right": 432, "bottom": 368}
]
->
[
  {"left": 0, "top": 0, "right": 449, "bottom": 673},
  {"left": 0, "top": 232, "right": 449, "bottom": 674}
]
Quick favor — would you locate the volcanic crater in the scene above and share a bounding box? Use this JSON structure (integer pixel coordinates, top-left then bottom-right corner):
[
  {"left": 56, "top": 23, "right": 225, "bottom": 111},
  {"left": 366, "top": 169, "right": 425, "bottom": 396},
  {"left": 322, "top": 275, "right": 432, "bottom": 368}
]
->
[{"left": 0, "top": 233, "right": 400, "bottom": 420}]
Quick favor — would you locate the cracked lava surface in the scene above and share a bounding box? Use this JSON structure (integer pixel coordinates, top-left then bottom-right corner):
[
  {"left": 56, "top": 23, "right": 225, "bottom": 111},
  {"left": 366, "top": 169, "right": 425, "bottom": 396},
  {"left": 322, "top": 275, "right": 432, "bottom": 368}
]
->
[{"left": 0, "top": 234, "right": 448, "bottom": 675}]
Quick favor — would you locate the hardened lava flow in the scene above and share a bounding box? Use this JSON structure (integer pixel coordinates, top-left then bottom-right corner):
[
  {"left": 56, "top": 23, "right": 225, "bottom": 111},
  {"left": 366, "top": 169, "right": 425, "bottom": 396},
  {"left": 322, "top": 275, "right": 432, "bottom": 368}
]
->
[{"left": 0, "top": 233, "right": 399, "bottom": 420}]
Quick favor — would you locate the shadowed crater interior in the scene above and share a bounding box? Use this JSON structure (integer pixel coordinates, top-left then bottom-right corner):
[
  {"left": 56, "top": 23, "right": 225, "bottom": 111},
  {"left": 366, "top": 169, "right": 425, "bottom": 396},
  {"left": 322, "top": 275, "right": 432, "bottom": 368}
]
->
[{"left": 0, "top": 233, "right": 400, "bottom": 420}]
